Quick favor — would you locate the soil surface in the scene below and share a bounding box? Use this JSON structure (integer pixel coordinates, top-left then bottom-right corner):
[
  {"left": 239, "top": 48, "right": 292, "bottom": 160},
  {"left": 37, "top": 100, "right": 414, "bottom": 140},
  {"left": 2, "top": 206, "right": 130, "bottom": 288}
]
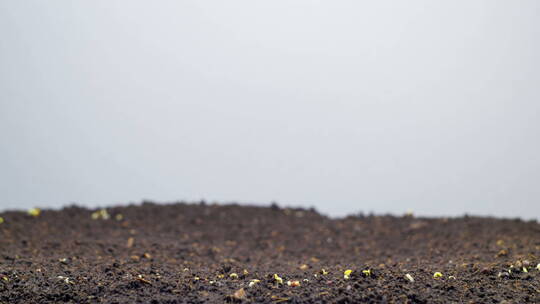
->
[{"left": 0, "top": 202, "right": 539, "bottom": 303}]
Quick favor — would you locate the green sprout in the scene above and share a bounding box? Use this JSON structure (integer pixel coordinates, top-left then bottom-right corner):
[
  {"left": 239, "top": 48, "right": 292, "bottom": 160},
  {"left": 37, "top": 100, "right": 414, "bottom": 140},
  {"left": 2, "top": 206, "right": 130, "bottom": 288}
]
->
[{"left": 433, "top": 272, "right": 443, "bottom": 278}]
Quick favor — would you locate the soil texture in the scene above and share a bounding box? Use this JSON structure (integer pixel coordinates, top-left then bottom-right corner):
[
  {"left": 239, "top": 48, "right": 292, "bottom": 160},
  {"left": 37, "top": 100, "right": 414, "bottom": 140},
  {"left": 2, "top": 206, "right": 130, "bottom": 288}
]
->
[{"left": 1, "top": 202, "right": 539, "bottom": 303}]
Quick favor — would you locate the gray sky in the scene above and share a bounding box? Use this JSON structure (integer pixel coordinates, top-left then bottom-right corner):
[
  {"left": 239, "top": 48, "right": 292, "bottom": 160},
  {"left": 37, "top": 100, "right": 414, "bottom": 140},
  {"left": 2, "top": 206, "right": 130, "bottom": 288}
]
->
[{"left": 1, "top": 1, "right": 539, "bottom": 219}]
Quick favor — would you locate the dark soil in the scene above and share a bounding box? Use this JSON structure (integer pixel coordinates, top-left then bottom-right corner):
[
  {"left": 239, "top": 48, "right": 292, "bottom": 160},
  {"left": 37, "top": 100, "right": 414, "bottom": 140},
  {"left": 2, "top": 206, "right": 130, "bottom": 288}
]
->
[{"left": 1, "top": 202, "right": 539, "bottom": 303}]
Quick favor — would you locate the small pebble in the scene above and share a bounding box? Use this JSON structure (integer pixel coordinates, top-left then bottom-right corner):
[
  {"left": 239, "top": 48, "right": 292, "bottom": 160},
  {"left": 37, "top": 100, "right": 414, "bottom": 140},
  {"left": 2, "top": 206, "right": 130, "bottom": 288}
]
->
[
  {"left": 287, "top": 280, "right": 300, "bottom": 287},
  {"left": 232, "top": 288, "right": 246, "bottom": 300}
]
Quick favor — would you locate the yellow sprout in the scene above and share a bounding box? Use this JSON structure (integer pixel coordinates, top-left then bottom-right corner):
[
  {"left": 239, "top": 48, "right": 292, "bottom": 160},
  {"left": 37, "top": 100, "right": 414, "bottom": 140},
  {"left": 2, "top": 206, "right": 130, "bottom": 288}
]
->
[
  {"left": 321, "top": 269, "right": 329, "bottom": 275},
  {"left": 217, "top": 274, "right": 225, "bottom": 279},
  {"left": 537, "top": 264, "right": 540, "bottom": 271},
  {"left": 405, "top": 273, "right": 414, "bottom": 282},
  {"left": 91, "top": 209, "right": 110, "bottom": 220},
  {"left": 433, "top": 272, "right": 443, "bottom": 278},
  {"left": 273, "top": 274, "right": 283, "bottom": 284},
  {"left": 0, "top": 217, "right": 4, "bottom": 224},
  {"left": 28, "top": 208, "right": 41, "bottom": 217},
  {"left": 523, "top": 267, "right": 528, "bottom": 273},
  {"left": 115, "top": 214, "right": 124, "bottom": 221},
  {"left": 229, "top": 273, "right": 238, "bottom": 279},
  {"left": 362, "top": 269, "right": 372, "bottom": 276},
  {"left": 248, "top": 279, "right": 260, "bottom": 287},
  {"left": 344, "top": 269, "right": 353, "bottom": 279},
  {"left": 243, "top": 269, "right": 249, "bottom": 275},
  {"left": 100, "top": 209, "right": 110, "bottom": 219}
]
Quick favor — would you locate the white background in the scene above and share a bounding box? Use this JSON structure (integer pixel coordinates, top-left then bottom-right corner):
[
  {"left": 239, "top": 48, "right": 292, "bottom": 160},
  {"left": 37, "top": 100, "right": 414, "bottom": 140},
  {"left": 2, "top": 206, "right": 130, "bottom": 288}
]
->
[{"left": 1, "top": 1, "right": 539, "bottom": 218}]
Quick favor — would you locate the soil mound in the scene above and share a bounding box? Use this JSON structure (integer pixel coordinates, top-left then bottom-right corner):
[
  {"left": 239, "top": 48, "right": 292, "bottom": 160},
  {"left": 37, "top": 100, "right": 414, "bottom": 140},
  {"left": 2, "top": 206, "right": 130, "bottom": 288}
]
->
[{"left": 1, "top": 202, "right": 539, "bottom": 303}]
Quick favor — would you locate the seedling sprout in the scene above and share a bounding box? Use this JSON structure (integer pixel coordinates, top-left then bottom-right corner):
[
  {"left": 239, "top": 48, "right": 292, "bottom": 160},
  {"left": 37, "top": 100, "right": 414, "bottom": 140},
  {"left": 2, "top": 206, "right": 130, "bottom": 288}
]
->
[
  {"left": 91, "top": 209, "right": 110, "bottom": 220},
  {"left": 273, "top": 274, "right": 283, "bottom": 284},
  {"left": 28, "top": 208, "right": 41, "bottom": 217}
]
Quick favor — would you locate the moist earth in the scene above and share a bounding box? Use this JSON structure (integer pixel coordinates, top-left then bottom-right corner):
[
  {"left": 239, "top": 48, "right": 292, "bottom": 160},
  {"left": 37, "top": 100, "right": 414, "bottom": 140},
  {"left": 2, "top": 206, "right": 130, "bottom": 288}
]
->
[{"left": 0, "top": 202, "right": 539, "bottom": 303}]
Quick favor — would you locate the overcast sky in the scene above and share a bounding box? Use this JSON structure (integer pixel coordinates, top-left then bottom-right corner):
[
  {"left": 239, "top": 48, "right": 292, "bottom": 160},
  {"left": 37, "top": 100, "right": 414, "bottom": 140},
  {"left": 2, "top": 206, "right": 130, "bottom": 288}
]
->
[{"left": 1, "top": 1, "right": 539, "bottom": 219}]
